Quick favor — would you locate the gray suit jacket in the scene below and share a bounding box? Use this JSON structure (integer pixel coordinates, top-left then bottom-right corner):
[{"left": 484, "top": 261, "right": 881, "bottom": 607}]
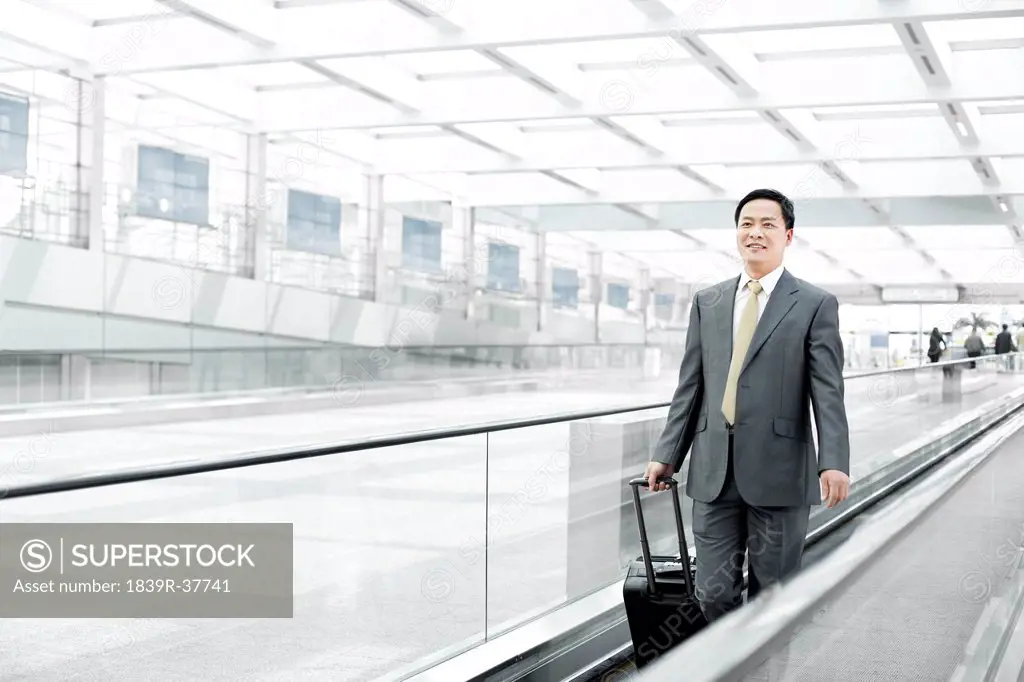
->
[{"left": 652, "top": 269, "right": 850, "bottom": 507}]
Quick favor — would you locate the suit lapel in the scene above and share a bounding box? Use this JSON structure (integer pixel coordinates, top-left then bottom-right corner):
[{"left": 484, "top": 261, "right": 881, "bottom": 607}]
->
[
  {"left": 716, "top": 277, "right": 739, "bottom": 364},
  {"left": 740, "top": 269, "right": 800, "bottom": 374}
]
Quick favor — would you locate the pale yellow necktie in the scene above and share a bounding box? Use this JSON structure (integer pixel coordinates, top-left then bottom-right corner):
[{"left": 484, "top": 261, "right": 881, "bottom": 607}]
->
[{"left": 722, "top": 279, "right": 763, "bottom": 425}]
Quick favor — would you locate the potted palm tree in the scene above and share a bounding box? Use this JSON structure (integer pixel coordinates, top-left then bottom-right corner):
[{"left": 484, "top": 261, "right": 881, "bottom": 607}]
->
[{"left": 953, "top": 312, "right": 998, "bottom": 334}]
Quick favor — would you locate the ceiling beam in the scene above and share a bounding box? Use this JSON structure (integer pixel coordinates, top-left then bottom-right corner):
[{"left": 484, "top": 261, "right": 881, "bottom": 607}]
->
[
  {"left": 0, "top": 0, "right": 91, "bottom": 74},
  {"left": 373, "top": 136, "right": 1024, "bottom": 175},
  {"left": 255, "top": 54, "right": 1024, "bottom": 130},
  {"left": 890, "top": 15, "right": 1001, "bottom": 196},
  {"left": 101, "top": 0, "right": 1024, "bottom": 75},
  {"left": 155, "top": 0, "right": 278, "bottom": 48},
  {"left": 386, "top": 0, "right": 462, "bottom": 33},
  {"left": 887, "top": 225, "right": 956, "bottom": 283},
  {"left": 298, "top": 59, "right": 423, "bottom": 113},
  {"left": 458, "top": 174, "right": 1024, "bottom": 206}
]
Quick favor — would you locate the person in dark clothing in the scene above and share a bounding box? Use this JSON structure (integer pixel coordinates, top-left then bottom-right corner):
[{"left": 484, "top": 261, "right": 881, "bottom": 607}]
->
[
  {"left": 995, "top": 324, "right": 1017, "bottom": 370},
  {"left": 927, "top": 327, "right": 946, "bottom": 363},
  {"left": 995, "top": 324, "right": 1014, "bottom": 354}
]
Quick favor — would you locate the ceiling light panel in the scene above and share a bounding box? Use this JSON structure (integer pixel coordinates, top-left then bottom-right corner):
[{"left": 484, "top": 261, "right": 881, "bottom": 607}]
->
[
  {"left": 565, "top": 230, "right": 697, "bottom": 252},
  {"left": 903, "top": 225, "right": 1016, "bottom": 249},
  {"left": 926, "top": 248, "right": 1024, "bottom": 283},
  {"left": 621, "top": 249, "right": 742, "bottom": 282},
  {"left": 386, "top": 50, "right": 504, "bottom": 76},
  {"left": 449, "top": 0, "right": 644, "bottom": 34},
  {"left": 833, "top": 248, "right": 940, "bottom": 284},
  {"left": 925, "top": 16, "right": 1024, "bottom": 43},
  {"left": 683, "top": 228, "right": 740, "bottom": 252},
  {"left": 699, "top": 23, "right": 903, "bottom": 51},
  {"left": 783, "top": 248, "right": 861, "bottom": 284},
  {"left": 797, "top": 227, "right": 908, "bottom": 251},
  {"left": 726, "top": 164, "right": 846, "bottom": 197}
]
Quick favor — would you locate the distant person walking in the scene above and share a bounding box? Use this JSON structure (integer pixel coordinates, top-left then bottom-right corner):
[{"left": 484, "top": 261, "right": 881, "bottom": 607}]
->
[
  {"left": 995, "top": 324, "right": 1017, "bottom": 370},
  {"left": 965, "top": 330, "right": 985, "bottom": 369},
  {"left": 926, "top": 327, "right": 945, "bottom": 364}
]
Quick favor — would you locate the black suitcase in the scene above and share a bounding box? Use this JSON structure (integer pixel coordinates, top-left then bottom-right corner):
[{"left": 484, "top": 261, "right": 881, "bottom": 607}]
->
[{"left": 623, "top": 476, "right": 708, "bottom": 669}]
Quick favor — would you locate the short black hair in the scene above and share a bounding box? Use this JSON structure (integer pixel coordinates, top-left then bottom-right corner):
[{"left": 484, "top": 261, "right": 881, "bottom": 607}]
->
[
  {"left": 734, "top": 189, "right": 795, "bottom": 230},
  {"left": 1004, "top": 324, "right": 1009, "bottom": 330}
]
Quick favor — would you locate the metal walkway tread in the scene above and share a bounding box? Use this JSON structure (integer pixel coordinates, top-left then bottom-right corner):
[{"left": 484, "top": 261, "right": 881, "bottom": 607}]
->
[{"left": 740, "top": 424, "right": 1024, "bottom": 681}]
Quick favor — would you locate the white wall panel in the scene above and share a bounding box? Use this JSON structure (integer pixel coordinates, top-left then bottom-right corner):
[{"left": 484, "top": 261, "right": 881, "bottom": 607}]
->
[
  {"left": 0, "top": 304, "right": 103, "bottom": 350},
  {"left": 103, "top": 253, "right": 193, "bottom": 324},
  {"left": 548, "top": 310, "right": 596, "bottom": 340},
  {"left": 265, "top": 284, "right": 332, "bottom": 341},
  {"left": 600, "top": 319, "right": 646, "bottom": 344},
  {"left": 192, "top": 269, "right": 267, "bottom": 333},
  {"left": 103, "top": 314, "right": 191, "bottom": 349},
  {"left": 0, "top": 234, "right": 639, "bottom": 352},
  {"left": 0, "top": 236, "right": 103, "bottom": 311}
]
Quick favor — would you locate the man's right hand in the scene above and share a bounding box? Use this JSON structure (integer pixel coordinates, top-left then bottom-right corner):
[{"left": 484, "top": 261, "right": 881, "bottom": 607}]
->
[{"left": 644, "top": 461, "right": 675, "bottom": 491}]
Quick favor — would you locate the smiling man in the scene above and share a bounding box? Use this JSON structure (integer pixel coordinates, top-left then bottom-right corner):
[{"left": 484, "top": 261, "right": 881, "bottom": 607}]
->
[{"left": 644, "top": 188, "right": 851, "bottom": 623}]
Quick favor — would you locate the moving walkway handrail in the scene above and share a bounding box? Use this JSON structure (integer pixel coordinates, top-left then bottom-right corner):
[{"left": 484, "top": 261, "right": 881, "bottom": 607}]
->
[
  {"left": 0, "top": 400, "right": 673, "bottom": 500},
  {"left": 0, "top": 353, "right": 1010, "bottom": 500},
  {"left": 0, "top": 341, "right": 652, "bottom": 356},
  {"left": 846, "top": 351, "right": 1024, "bottom": 379}
]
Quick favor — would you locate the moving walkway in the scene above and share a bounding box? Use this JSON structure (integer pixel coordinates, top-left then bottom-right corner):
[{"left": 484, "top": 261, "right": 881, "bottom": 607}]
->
[{"left": 1, "top": 354, "right": 1022, "bottom": 681}]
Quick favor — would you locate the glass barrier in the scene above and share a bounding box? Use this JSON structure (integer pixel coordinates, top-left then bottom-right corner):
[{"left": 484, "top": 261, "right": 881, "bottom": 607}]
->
[
  {"left": 0, "top": 343, "right": 668, "bottom": 407},
  {"left": 1, "top": 355, "right": 1022, "bottom": 681}
]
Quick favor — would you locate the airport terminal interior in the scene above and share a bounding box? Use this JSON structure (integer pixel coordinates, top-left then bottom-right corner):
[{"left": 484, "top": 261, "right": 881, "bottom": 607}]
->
[{"left": 3, "top": 0, "right": 1024, "bottom": 680}]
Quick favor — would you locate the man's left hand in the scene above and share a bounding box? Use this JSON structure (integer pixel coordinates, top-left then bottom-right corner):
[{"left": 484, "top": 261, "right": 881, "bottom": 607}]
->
[{"left": 820, "top": 469, "right": 850, "bottom": 509}]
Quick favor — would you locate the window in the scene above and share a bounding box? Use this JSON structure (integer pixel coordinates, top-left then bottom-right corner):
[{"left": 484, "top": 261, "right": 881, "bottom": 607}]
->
[
  {"left": 654, "top": 292, "right": 675, "bottom": 320},
  {"left": 487, "top": 242, "right": 520, "bottom": 292},
  {"left": 136, "top": 145, "right": 210, "bottom": 226},
  {"left": 401, "top": 216, "right": 443, "bottom": 272},
  {"left": 0, "top": 93, "right": 29, "bottom": 177},
  {"left": 551, "top": 267, "right": 579, "bottom": 308},
  {"left": 286, "top": 189, "right": 341, "bottom": 255},
  {"left": 607, "top": 283, "right": 630, "bottom": 309}
]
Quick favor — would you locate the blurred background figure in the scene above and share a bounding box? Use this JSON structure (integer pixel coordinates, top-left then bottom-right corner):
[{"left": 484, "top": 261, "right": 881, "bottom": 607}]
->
[{"left": 927, "top": 327, "right": 946, "bottom": 363}]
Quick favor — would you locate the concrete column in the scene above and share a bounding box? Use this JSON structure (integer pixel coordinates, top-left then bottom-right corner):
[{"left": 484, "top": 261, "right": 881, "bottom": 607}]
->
[
  {"left": 244, "top": 133, "right": 268, "bottom": 281},
  {"left": 670, "top": 282, "right": 693, "bottom": 328},
  {"left": 589, "top": 250, "right": 603, "bottom": 343},
  {"left": 463, "top": 207, "right": 477, "bottom": 319},
  {"left": 366, "top": 174, "right": 387, "bottom": 303},
  {"left": 536, "top": 231, "right": 547, "bottom": 331},
  {"left": 77, "top": 77, "right": 105, "bottom": 252},
  {"left": 638, "top": 266, "right": 651, "bottom": 330}
]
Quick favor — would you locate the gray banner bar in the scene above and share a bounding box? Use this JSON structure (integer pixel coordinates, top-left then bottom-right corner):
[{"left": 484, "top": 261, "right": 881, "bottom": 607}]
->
[{"left": 0, "top": 523, "right": 293, "bottom": 618}]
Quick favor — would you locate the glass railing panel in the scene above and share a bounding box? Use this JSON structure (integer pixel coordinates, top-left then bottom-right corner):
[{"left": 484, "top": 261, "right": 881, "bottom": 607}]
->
[
  {"left": 0, "top": 343, "right": 665, "bottom": 409},
  {"left": 841, "top": 354, "right": 1024, "bottom": 482},
  {"left": 0, "top": 434, "right": 489, "bottom": 682},
  {"left": 483, "top": 406, "right": 682, "bottom": 639},
  {"left": 483, "top": 356, "right": 1024, "bottom": 639},
  {"left": 0, "top": 382, "right": 672, "bottom": 492}
]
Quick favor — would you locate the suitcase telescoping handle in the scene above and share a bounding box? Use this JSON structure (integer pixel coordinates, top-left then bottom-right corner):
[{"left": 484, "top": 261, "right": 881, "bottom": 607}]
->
[{"left": 629, "top": 476, "right": 695, "bottom": 596}]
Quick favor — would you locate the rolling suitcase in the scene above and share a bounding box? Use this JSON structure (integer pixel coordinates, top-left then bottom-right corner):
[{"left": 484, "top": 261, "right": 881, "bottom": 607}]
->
[{"left": 623, "top": 476, "right": 708, "bottom": 669}]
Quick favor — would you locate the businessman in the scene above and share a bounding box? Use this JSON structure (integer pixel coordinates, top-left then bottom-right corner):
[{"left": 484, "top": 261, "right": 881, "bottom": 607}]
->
[{"left": 644, "top": 188, "right": 850, "bottom": 623}]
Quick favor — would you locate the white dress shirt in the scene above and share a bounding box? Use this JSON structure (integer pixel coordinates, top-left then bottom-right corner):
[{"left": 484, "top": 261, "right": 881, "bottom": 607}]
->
[{"left": 733, "top": 264, "right": 785, "bottom": 345}]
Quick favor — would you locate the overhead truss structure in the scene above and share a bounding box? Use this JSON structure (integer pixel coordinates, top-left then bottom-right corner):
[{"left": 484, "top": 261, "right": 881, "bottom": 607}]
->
[{"left": 3, "top": 0, "right": 1024, "bottom": 292}]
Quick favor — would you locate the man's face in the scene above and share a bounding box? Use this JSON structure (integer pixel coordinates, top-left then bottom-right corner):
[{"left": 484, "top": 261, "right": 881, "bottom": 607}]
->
[{"left": 736, "top": 198, "right": 792, "bottom": 271}]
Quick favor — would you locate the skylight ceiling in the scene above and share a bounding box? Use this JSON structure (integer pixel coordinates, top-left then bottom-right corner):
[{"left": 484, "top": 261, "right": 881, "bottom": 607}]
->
[{"left": 7, "top": 0, "right": 1024, "bottom": 291}]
